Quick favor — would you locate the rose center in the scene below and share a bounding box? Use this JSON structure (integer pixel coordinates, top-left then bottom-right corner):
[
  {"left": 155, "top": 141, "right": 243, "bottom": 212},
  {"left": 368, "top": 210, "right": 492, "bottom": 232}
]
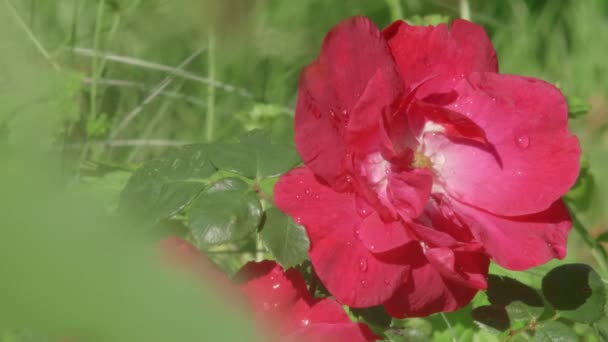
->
[{"left": 412, "top": 151, "right": 433, "bottom": 169}]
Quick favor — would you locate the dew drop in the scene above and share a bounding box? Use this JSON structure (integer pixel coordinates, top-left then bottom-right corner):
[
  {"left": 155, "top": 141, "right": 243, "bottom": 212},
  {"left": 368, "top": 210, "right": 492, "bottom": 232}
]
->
[
  {"left": 516, "top": 135, "right": 530, "bottom": 149},
  {"left": 329, "top": 109, "right": 337, "bottom": 119},
  {"left": 314, "top": 194, "right": 321, "bottom": 200},
  {"left": 356, "top": 197, "right": 372, "bottom": 218},
  {"left": 360, "top": 279, "right": 369, "bottom": 288},
  {"left": 305, "top": 188, "right": 312, "bottom": 196},
  {"left": 359, "top": 258, "right": 368, "bottom": 272},
  {"left": 295, "top": 194, "right": 302, "bottom": 200},
  {"left": 272, "top": 283, "right": 281, "bottom": 290},
  {"left": 341, "top": 109, "right": 348, "bottom": 117},
  {"left": 312, "top": 108, "right": 321, "bottom": 119},
  {"left": 295, "top": 216, "right": 302, "bottom": 224},
  {"left": 346, "top": 241, "right": 352, "bottom": 247},
  {"left": 301, "top": 319, "right": 310, "bottom": 326},
  {"left": 516, "top": 170, "right": 524, "bottom": 177},
  {"left": 353, "top": 229, "right": 361, "bottom": 241},
  {"left": 358, "top": 208, "right": 369, "bottom": 217},
  {"left": 383, "top": 278, "right": 390, "bottom": 286}
]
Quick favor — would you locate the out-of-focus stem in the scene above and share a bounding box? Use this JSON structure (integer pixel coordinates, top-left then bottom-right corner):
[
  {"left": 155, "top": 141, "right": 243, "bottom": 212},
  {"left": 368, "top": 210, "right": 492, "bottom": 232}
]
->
[
  {"left": 460, "top": 0, "right": 471, "bottom": 21},
  {"left": 385, "top": 0, "right": 404, "bottom": 21},
  {"left": 205, "top": 28, "right": 216, "bottom": 143},
  {"left": 569, "top": 204, "right": 608, "bottom": 276},
  {"left": 4, "top": 0, "right": 60, "bottom": 71}
]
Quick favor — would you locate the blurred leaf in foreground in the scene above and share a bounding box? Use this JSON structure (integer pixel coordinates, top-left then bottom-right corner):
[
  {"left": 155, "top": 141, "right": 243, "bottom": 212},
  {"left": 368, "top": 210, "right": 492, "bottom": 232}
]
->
[{"left": 0, "top": 154, "right": 257, "bottom": 342}]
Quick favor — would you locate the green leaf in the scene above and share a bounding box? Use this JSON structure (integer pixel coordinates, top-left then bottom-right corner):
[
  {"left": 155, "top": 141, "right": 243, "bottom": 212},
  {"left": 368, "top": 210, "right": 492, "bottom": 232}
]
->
[
  {"left": 350, "top": 306, "right": 392, "bottom": 330},
  {"left": 119, "top": 144, "right": 216, "bottom": 222},
  {"left": 565, "top": 159, "right": 594, "bottom": 211},
  {"left": 473, "top": 275, "right": 545, "bottom": 332},
  {"left": 188, "top": 178, "right": 262, "bottom": 247},
  {"left": 534, "top": 321, "right": 578, "bottom": 342},
  {"left": 542, "top": 264, "right": 606, "bottom": 323},
  {"left": 385, "top": 318, "right": 432, "bottom": 342},
  {"left": 594, "top": 317, "right": 608, "bottom": 341},
  {"left": 472, "top": 305, "right": 510, "bottom": 332},
  {"left": 597, "top": 232, "right": 608, "bottom": 243},
  {"left": 486, "top": 275, "right": 545, "bottom": 323},
  {"left": 566, "top": 95, "right": 590, "bottom": 118},
  {"left": 260, "top": 208, "right": 309, "bottom": 268},
  {"left": 208, "top": 130, "right": 300, "bottom": 179}
]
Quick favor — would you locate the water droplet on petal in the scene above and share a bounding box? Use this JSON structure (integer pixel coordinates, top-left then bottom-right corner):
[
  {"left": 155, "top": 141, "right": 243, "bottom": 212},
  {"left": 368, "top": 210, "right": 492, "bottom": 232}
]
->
[
  {"left": 383, "top": 278, "right": 390, "bottom": 286},
  {"left": 295, "top": 194, "right": 301, "bottom": 200},
  {"left": 301, "top": 319, "right": 310, "bottom": 326},
  {"left": 356, "top": 197, "right": 372, "bottom": 218},
  {"left": 359, "top": 258, "right": 368, "bottom": 272},
  {"left": 305, "top": 188, "right": 312, "bottom": 196},
  {"left": 353, "top": 229, "right": 361, "bottom": 241},
  {"left": 516, "top": 170, "right": 524, "bottom": 177},
  {"left": 295, "top": 216, "right": 302, "bottom": 224},
  {"left": 516, "top": 135, "right": 530, "bottom": 149},
  {"left": 341, "top": 109, "right": 348, "bottom": 117},
  {"left": 314, "top": 194, "right": 321, "bottom": 200},
  {"left": 329, "top": 109, "right": 337, "bottom": 119},
  {"left": 360, "top": 279, "right": 368, "bottom": 288}
]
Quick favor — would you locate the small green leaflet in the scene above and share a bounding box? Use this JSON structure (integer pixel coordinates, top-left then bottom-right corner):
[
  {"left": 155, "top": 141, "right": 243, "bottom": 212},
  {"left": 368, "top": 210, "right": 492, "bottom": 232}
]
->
[{"left": 261, "top": 208, "right": 309, "bottom": 268}]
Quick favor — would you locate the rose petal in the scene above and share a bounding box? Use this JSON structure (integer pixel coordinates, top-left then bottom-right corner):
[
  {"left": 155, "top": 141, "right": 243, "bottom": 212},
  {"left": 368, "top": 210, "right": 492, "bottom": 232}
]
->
[
  {"left": 285, "top": 322, "right": 377, "bottom": 342},
  {"left": 383, "top": 19, "right": 498, "bottom": 94},
  {"left": 387, "top": 168, "right": 433, "bottom": 220},
  {"left": 408, "top": 99, "right": 489, "bottom": 146},
  {"left": 425, "top": 248, "right": 488, "bottom": 289},
  {"left": 295, "top": 16, "right": 403, "bottom": 186},
  {"left": 425, "top": 73, "right": 580, "bottom": 216},
  {"left": 236, "top": 261, "right": 311, "bottom": 316},
  {"left": 451, "top": 199, "right": 572, "bottom": 270},
  {"left": 384, "top": 243, "right": 488, "bottom": 318},
  {"left": 359, "top": 211, "right": 412, "bottom": 253},
  {"left": 275, "top": 167, "right": 409, "bottom": 307}
]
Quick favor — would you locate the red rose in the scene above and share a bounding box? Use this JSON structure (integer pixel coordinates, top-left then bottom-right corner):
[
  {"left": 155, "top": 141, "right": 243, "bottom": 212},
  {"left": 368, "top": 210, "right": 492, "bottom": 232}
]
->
[
  {"left": 236, "top": 261, "right": 377, "bottom": 342},
  {"left": 161, "top": 237, "right": 376, "bottom": 341},
  {"left": 274, "top": 16, "right": 580, "bottom": 317}
]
